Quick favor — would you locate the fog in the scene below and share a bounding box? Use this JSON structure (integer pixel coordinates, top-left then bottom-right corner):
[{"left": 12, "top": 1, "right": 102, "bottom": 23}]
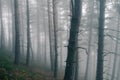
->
[{"left": 0, "top": 0, "right": 119, "bottom": 80}]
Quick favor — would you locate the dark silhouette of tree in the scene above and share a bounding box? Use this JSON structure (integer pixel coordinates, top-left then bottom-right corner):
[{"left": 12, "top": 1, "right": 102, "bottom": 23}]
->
[
  {"left": 74, "top": 49, "right": 79, "bottom": 80},
  {"left": 0, "top": 0, "right": 4, "bottom": 48},
  {"left": 47, "top": 0, "right": 54, "bottom": 71},
  {"left": 96, "top": 0, "right": 106, "bottom": 80},
  {"left": 26, "top": 0, "right": 31, "bottom": 66},
  {"left": 64, "top": 0, "right": 82, "bottom": 80},
  {"left": 14, "top": 0, "right": 21, "bottom": 65},
  {"left": 52, "top": 0, "right": 58, "bottom": 79}
]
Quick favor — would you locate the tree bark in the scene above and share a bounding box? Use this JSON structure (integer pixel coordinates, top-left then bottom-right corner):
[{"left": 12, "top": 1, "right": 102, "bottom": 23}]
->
[
  {"left": 96, "top": 0, "right": 106, "bottom": 80},
  {"left": 74, "top": 47, "right": 79, "bottom": 80},
  {"left": 26, "top": 0, "right": 31, "bottom": 66},
  {"left": 84, "top": 1, "right": 94, "bottom": 80},
  {"left": 64, "top": 0, "right": 82, "bottom": 80},
  {"left": 36, "top": 0, "right": 41, "bottom": 64},
  {"left": 111, "top": 15, "right": 120, "bottom": 80},
  {"left": 47, "top": 0, "right": 54, "bottom": 71},
  {"left": 14, "top": 0, "right": 21, "bottom": 65},
  {"left": 0, "top": 0, "right": 4, "bottom": 48},
  {"left": 52, "top": 0, "right": 58, "bottom": 79}
]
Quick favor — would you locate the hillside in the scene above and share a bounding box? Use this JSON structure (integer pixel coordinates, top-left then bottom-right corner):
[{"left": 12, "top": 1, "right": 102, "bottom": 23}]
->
[{"left": 0, "top": 49, "right": 52, "bottom": 80}]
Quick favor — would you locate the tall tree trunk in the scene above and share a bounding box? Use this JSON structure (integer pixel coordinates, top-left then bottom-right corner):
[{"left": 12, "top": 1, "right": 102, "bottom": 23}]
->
[
  {"left": 74, "top": 47, "right": 79, "bottom": 80},
  {"left": 47, "top": 0, "right": 54, "bottom": 71},
  {"left": 84, "top": 1, "right": 94, "bottom": 80},
  {"left": 26, "top": 0, "right": 31, "bottom": 66},
  {"left": 116, "top": 54, "right": 120, "bottom": 80},
  {"left": 20, "top": 0, "right": 25, "bottom": 59},
  {"left": 10, "top": 0, "right": 15, "bottom": 53},
  {"left": 111, "top": 15, "right": 120, "bottom": 80},
  {"left": 36, "top": 0, "right": 41, "bottom": 64},
  {"left": 96, "top": 0, "right": 106, "bottom": 80},
  {"left": 42, "top": 1, "right": 47, "bottom": 66},
  {"left": 64, "top": 0, "right": 82, "bottom": 80},
  {"left": 52, "top": 0, "right": 58, "bottom": 79},
  {"left": 43, "top": 15, "right": 47, "bottom": 66},
  {"left": 7, "top": 2, "right": 12, "bottom": 50},
  {"left": 14, "top": 0, "right": 20, "bottom": 65},
  {"left": 0, "top": 0, "right": 4, "bottom": 48},
  {"left": 59, "top": 31, "right": 63, "bottom": 70}
]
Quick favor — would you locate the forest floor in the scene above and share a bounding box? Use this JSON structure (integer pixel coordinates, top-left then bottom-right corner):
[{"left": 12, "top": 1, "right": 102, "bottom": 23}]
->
[{"left": 0, "top": 49, "right": 62, "bottom": 80}]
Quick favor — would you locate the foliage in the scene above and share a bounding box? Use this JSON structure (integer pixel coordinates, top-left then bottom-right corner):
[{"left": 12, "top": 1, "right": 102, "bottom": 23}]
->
[{"left": 0, "top": 49, "right": 49, "bottom": 80}]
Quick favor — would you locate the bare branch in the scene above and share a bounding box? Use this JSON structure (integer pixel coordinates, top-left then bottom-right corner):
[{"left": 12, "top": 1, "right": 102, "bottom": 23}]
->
[
  {"left": 64, "top": 46, "right": 88, "bottom": 55},
  {"left": 77, "top": 47, "right": 88, "bottom": 55}
]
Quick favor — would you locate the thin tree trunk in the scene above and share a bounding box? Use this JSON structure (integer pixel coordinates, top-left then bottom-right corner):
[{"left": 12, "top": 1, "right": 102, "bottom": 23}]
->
[
  {"left": 111, "top": 15, "right": 120, "bottom": 80},
  {"left": 52, "top": 0, "right": 58, "bottom": 79},
  {"left": 10, "top": 0, "right": 15, "bottom": 53},
  {"left": 0, "top": 0, "right": 4, "bottom": 48},
  {"left": 7, "top": 2, "right": 12, "bottom": 50},
  {"left": 96, "top": 0, "right": 106, "bottom": 80},
  {"left": 26, "top": 0, "right": 31, "bottom": 66},
  {"left": 20, "top": 0, "right": 25, "bottom": 58},
  {"left": 60, "top": 31, "right": 63, "bottom": 70},
  {"left": 47, "top": 0, "right": 54, "bottom": 71},
  {"left": 116, "top": 57, "right": 120, "bottom": 80},
  {"left": 84, "top": 1, "right": 94, "bottom": 80},
  {"left": 42, "top": 1, "right": 47, "bottom": 66},
  {"left": 43, "top": 16, "right": 47, "bottom": 65},
  {"left": 36, "top": 0, "right": 41, "bottom": 64},
  {"left": 14, "top": 0, "right": 21, "bottom": 65}
]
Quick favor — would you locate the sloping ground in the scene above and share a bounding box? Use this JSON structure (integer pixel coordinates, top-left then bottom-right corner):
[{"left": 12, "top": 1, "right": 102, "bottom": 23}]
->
[{"left": 0, "top": 49, "right": 52, "bottom": 80}]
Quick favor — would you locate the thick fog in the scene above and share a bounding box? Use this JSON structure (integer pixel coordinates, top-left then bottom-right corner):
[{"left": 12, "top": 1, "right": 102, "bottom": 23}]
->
[{"left": 0, "top": 0, "right": 120, "bottom": 80}]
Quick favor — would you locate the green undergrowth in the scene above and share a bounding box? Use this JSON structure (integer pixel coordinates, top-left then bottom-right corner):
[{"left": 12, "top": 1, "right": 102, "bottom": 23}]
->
[{"left": 0, "top": 49, "right": 49, "bottom": 80}]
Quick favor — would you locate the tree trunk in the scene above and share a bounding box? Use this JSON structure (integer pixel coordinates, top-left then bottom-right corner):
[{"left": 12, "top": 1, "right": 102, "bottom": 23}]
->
[
  {"left": 64, "top": 0, "right": 82, "bottom": 80},
  {"left": 10, "top": 0, "right": 15, "bottom": 53},
  {"left": 111, "top": 15, "right": 120, "bottom": 80},
  {"left": 84, "top": 1, "right": 94, "bottom": 80},
  {"left": 14, "top": 0, "right": 21, "bottom": 65},
  {"left": 36, "top": 0, "right": 41, "bottom": 64},
  {"left": 52, "top": 0, "right": 58, "bottom": 79},
  {"left": 74, "top": 48, "right": 79, "bottom": 80},
  {"left": 47, "top": 0, "right": 54, "bottom": 71},
  {"left": 0, "top": 0, "right": 4, "bottom": 48},
  {"left": 26, "top": 0, "right": 31, "bottom": 66},
  {"left": 96, "top": 0, "right": 106, "bottom": 80},
  {"left": 116, "top": 55, "right": 120, "bottom": 80}
]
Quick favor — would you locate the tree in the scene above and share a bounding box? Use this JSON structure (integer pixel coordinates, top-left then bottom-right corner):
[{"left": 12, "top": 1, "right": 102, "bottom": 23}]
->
[
  {"left": 96, "top": 0, "right": 106, "bottom": 80},
  {"left": 10, "top": 0, "right": 15, "bottom": 53},
  {"left": 84, "top": 0, "right": 94, "bottom": 80},
  {"left": 52, "top": 0, "right": 58, "bottom": 79},
  {"left": 14, "top": 0, "right": 21, "bottom": 65},
  {"left": 36, "top": 0, "right": 41, "bottom": 64},
  {"left": 74, "top": 48, "right": 79, "bottom": 80},
  {"left": 112, "top": 2, "right": 120, "bottom": 80},
  {"left": 64, "top": 0, "right": 82, "bottom": 80},
  {"left": 47, "top": 0, "right": 54, "bottom": 71},
  {"left": 26, "top": 0, "right": 31, "bottom": 66},
  {"left": 0, "top": 0, "right": 4, "bottom": 48},
  {"left": 111, "top": 16, "right": 120, "bottom": 80}
]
